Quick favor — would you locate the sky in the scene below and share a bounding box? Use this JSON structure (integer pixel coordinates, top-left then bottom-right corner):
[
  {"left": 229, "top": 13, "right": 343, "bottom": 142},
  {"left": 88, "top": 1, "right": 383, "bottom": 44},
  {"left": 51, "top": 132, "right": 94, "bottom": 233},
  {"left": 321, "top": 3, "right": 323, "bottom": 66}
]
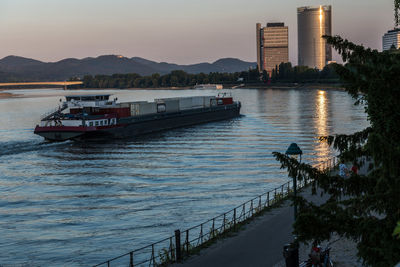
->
[{"left": 0, "top": 0, "right": 395, "bottom": 65}]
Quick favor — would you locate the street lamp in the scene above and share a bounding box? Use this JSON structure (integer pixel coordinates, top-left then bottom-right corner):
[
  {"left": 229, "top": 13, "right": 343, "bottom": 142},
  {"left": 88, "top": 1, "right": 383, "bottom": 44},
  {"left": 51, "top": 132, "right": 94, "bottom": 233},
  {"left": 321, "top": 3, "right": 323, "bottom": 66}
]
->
[
  {"left": 284, "top": 143, "right": 302, "bottom": 267},
  {"left": 285, "top": 143, "right": 302, "bottom": 222}
]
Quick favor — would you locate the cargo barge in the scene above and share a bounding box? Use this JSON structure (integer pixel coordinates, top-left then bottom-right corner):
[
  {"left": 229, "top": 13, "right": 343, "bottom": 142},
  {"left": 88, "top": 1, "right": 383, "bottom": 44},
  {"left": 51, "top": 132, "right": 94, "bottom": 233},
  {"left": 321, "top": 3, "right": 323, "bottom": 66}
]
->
[{"left": 34, "top": 93, "right": 241, "bottom": 141}]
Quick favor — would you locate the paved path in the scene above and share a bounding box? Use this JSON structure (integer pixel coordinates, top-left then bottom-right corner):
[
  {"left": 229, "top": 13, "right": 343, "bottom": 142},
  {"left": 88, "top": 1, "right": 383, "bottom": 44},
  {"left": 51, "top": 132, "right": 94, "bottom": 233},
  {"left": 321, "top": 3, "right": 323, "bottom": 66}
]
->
[
  {"left": 172, "top": 187, "right": 329, "bottom": 267},
  {"left": 173, "top": 161, "right": 371, "bottom": 267}
]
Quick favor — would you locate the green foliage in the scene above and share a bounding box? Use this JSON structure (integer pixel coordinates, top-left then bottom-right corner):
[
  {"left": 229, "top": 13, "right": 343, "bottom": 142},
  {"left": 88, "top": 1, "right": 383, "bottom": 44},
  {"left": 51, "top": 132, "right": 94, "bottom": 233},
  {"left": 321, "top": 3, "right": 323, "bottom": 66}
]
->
[
  {"left": 274, "top": 35, "right": 400, "bottom": 266},
  {"left": 158, "top": 248, "right": 173, "bottom": 266},
  {"left": 80, "top": 64, "right": 339, "bottom": 89},
  {"left": 394, "top": 221, "right": 400, "bottom": 239},
  {"left": 395, "top": 0, "right": 400, "bottom": 27},
  {"left": 272, "top": 62, "right": 338, "bottom": 83}
]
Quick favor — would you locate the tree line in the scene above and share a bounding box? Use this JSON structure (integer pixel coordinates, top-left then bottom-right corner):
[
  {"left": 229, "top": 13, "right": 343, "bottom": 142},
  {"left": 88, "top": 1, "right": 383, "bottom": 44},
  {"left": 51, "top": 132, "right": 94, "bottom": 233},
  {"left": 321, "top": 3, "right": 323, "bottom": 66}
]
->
[{"left": 79, "top": 63, "right": 339, "bottom": 89}]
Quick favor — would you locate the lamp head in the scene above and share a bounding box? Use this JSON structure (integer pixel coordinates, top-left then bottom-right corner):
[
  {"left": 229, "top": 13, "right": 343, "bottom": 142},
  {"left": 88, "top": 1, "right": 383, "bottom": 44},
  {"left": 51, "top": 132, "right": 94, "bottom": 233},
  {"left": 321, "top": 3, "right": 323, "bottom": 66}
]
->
[{"left": 286, "top": 143, "right": 302, "bottom": 157}]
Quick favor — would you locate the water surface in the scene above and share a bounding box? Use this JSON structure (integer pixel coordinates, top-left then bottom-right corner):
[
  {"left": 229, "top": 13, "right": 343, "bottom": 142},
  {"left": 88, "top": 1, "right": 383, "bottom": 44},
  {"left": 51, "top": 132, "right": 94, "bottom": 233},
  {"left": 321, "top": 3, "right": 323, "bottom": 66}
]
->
[{"left": 0, "top": 88, "right": 368, "bottom": 266}]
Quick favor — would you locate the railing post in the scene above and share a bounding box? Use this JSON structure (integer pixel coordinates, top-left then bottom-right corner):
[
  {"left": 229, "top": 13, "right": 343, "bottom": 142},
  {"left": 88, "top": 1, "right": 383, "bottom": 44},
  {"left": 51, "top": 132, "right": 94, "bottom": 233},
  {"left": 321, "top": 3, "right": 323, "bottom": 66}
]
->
[
  {"left": 281, "top": 184, "right": 284, "bottom": 197},
  {"left": 175, "top": 230, "right": 181, "bottom": 262},
  {"left": 267, "top": 192, "right": 270, "bottom": 207},
  {"left": 170, "top": 236, "right": 174, "bottom": 261},
  {"left": 151, "top": 244, "right": 155, "bottom": 267},
  {"left": 250, "top": 200, "right": 253, "bottom": 216},
  {"left": 233, "top": 208, "right": 236, "bottom": 228},
  {"left": 129, "top": 252, "right": 134, "bottom": 267},
  {"left": 274, "top": 188, "right": 277, "bottom": 203},
  {"left": 258, "top": 196, "right": 261, "bottom": 211},
  {"left": 107, "top": 261, "right": 110, "bottom": 267},
  {"left": 200, "top": 224, "right": 203, "bottom": 244},
  {"left": 185, "top": 230, "right": 189, "bottom": 254},
  {"left": 212, "top": 218, "right": 215, "bottom": 237},
  {"left": 223, "top": 213, "right": 226, "bottom": 232}
]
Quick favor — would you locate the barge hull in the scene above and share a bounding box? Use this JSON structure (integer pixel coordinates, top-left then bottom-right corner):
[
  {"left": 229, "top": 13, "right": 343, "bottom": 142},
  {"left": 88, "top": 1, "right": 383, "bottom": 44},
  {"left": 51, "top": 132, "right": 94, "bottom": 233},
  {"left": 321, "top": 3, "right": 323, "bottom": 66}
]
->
[{"left": 76, "top": 103, "right": 240, "bottom": 140}]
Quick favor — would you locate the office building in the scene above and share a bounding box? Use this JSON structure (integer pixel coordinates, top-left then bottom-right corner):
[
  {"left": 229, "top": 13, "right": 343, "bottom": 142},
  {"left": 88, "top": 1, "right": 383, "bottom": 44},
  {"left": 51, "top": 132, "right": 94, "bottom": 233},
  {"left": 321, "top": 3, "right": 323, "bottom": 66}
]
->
[
  {"left": 256, "top": 22, "right": 289, "bottom": 73},
  {"left": 382, "top": 28, "right": 400, "bottom": 51},
  {"left": 297, "top": 5, "right": 332, "bottom": 69}
]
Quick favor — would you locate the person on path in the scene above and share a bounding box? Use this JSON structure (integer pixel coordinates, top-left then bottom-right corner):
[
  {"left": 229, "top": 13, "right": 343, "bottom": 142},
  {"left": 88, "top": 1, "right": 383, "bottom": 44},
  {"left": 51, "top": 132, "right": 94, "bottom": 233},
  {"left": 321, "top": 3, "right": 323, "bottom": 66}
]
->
[
  {"left": 339, "top": 160, "right": 348, "bottom": 178},
  {"left": 351, "top": 161, "right": 358, "bottom": 175}
]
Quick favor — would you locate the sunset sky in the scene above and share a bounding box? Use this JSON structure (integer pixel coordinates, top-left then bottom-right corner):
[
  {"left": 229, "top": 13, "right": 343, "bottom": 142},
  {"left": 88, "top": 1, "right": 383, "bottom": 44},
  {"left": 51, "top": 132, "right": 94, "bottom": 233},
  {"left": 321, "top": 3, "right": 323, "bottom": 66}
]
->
[{"left": 0, "top": 0, "right": 395, "bottom": 64}]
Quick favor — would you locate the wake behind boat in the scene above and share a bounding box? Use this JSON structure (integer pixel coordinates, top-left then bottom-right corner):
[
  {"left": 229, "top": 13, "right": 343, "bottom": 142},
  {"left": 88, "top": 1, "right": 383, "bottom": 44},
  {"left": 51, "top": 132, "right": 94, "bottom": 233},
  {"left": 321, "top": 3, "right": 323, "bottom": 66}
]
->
[{"left": 34, "top": 93, "right": 241, "bottom": 141}]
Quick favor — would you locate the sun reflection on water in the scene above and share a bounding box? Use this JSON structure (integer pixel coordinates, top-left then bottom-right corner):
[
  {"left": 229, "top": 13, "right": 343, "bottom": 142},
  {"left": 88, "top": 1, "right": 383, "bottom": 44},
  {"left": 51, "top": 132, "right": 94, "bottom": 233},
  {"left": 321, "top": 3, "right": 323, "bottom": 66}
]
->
[{"left": 314, "top": 90, "right": 330, "bottom": 160}]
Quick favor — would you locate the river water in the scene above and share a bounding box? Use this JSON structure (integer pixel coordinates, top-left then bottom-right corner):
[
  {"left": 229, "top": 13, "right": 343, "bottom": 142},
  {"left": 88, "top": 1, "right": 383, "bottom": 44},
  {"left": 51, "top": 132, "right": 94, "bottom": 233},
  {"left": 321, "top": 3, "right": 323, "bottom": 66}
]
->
[{"left": 0, "top": 88, "right": 368, "bottom": 266}]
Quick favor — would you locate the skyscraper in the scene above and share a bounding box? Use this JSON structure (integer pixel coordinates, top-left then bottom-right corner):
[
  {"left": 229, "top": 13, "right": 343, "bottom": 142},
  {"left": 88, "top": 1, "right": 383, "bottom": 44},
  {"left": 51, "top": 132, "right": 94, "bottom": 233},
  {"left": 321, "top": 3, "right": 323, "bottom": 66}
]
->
[
  {"left": 382, "top": 28, "right": 400, "bottom": 51},
  {"left": 297, "top": 6, "right": 332, "bottom": 69},
  {"left": 256, "top": 22, "right": 289, "bottom": 74}
]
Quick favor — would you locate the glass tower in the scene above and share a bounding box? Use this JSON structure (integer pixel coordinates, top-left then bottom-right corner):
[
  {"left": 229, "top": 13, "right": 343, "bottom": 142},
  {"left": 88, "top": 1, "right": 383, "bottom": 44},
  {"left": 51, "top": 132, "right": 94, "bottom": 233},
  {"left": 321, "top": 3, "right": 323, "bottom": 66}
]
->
[
  {"left": 297, "top": 6, "right": 332, "bottom": 69},
  {"left": 382, "top": 29, "right": 400, "bottom": 51},
  {"left": 256, "top": 22, "right": 289, "bottom": 74}
]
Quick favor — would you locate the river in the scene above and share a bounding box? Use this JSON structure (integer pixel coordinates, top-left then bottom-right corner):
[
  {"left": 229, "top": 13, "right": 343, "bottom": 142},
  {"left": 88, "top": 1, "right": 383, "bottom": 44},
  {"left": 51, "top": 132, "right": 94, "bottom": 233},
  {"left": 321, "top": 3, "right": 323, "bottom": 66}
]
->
[{"left": 0, "top": 88, "right": 368, "bottom": 266}]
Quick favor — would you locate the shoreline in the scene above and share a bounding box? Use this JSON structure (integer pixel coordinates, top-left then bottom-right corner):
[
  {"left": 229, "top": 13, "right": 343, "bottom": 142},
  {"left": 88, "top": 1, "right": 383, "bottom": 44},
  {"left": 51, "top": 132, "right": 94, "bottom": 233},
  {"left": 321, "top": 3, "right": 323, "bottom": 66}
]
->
[
  {"left": 0, "top": 91, "right": 22, "bottom": 99},
  {"left": 0, "top": 84, "right": 345, "bottom": 100}
]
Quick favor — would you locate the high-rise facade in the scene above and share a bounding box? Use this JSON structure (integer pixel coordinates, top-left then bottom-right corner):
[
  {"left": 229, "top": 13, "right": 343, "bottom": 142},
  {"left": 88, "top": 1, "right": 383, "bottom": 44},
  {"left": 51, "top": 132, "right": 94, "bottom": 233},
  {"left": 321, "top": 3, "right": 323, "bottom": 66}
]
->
[
  {"left": 382, "top": 28, "right": 400, "bottom": 51},
  {"left": 256, "top": 22, "right": 289, "bottom": 73},
  {"left": 297, "top": 6, "right": 332, "bottom": 69}
]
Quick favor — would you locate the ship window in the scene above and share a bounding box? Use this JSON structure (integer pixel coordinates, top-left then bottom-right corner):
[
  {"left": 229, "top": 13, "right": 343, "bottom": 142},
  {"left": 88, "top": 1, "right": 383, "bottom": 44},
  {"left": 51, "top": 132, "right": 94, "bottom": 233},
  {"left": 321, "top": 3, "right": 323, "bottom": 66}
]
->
[
  {"left": 95, "top": 121, "right": 99, "bottom": 126},
  {"left": 100, "top": 121, "right": 103, "bottom": 126},
  {"left": 89, "top": 122, "right": 93, "bottom": 126},
  {"left": 104, "top": 120, "right": 108, "bottom": 125}
]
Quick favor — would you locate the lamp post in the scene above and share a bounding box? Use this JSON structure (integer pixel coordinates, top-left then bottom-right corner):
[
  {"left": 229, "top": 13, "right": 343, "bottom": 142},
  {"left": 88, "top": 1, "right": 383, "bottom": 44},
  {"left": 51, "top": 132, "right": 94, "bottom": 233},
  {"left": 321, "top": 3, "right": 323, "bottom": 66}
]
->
[
  {"left": 283, "top": 143, "right": 302, "bottom": 267},
  {"left": 285, "top": 143, "right": 302, "bottom": 221}
]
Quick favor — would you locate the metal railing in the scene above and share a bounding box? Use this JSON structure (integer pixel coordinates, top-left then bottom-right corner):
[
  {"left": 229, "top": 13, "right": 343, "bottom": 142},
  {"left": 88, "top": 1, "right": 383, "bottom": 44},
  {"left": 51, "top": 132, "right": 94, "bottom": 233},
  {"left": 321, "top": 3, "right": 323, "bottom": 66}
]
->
[
  {"left": 40, "top": 103, "right": 68, "bottom": 120},
  {"left": 93, "top": 156, "right": 338, "bottom": 267}
]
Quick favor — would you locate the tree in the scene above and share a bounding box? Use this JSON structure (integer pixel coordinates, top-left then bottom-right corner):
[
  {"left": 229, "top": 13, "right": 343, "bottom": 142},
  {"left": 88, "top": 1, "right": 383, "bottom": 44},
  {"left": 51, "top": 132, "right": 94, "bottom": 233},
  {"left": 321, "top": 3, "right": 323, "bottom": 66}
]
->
[
  {"left": 273, "top": 34, "right": 400, "bottom": 266},
  {"left": 262, "top": 70, "right": 269, "bottom": 83}
]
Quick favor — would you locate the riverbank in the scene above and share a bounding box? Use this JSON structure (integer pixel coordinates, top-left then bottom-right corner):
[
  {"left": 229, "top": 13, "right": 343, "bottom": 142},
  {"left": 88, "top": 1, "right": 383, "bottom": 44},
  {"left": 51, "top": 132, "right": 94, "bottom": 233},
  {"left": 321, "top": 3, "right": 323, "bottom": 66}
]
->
[
  {"left": 0, "top": 84, "right": 344, "bottom": 100},
  {"left": 0, "top": 90, "right": 21, "bottom": 99}
]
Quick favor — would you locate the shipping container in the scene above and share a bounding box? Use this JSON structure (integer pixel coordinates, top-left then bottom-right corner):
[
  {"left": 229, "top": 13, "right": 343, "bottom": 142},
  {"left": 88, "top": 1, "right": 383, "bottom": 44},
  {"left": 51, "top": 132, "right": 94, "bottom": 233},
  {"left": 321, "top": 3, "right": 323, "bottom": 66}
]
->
[
  {"left": 204, "top": 96, "right": 216, "bottom": 107},
  {"left": 164, "top": 99, "right": 180, "bottom": 113},
  {"left": 222, "top": 97, "right": 233, "bottom": 105},
  {"left": 113, "top": 107, "right": 131, "bottom": 118},
  {"left": 191, "top": 96, "right": 204, "bottom": 108},
  {"left": 178, "top": 97, "right": 193, "bottom": 110},
  {"left": 140, "top": 102, "right": 157, "bottom": 115},
  {"left": 120, "top": 103, "right": 131, "bottom": 108},
  {"left": 130, "top": 102, "right": 157, "bottom": 116}
]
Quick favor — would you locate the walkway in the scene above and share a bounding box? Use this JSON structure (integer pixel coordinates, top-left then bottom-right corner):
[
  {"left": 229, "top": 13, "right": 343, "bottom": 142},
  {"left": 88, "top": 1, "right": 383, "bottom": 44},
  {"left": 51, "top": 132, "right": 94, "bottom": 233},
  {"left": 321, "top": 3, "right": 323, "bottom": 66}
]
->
[
  {"left": 172, "top": 187, "right": 328, "bottom": 267},
  {"left": 173, "top": 161, "right": 369, "bottom": 267}
]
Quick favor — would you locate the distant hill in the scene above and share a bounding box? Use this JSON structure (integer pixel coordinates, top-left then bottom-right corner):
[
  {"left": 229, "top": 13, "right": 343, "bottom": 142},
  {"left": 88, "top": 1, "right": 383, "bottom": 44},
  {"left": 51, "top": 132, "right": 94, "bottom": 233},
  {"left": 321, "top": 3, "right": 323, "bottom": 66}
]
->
[{"left": 0, "top": 55, "right": 256, "bottom": 82}]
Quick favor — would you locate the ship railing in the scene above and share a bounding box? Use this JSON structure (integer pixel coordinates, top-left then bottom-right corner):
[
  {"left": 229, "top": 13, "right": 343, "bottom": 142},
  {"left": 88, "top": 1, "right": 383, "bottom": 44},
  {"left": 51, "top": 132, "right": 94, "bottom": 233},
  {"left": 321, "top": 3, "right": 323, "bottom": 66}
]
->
[
  {"left": 92, "top": 156, "right": 338, "bottom": 267},
  {"left": 217, "top": 92, "right": 232, "bottom": 98},
  {"left": 40, "top": 103, "right": 68, "bottom": 120}
]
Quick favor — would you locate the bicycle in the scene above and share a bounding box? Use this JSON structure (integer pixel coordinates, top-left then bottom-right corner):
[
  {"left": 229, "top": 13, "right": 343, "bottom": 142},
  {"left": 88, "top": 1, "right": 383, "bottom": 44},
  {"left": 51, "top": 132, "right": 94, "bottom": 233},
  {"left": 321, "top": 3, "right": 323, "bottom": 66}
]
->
[{"left": 300, "top": 244, "right": 334, "bottom": 267}]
